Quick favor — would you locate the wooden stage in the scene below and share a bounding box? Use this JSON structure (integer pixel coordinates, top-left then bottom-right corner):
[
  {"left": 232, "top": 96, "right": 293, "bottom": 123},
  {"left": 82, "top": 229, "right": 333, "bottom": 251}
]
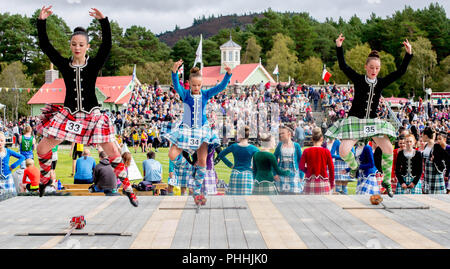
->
[{"left": 0, "top": 195, "right": 449, "bottom": 249}]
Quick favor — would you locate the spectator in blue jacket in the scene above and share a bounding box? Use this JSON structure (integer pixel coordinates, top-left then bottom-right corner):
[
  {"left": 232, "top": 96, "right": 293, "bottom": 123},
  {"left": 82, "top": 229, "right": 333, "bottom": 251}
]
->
[{"left": 74, "top": 149, "right": 96, "bottom": 184}]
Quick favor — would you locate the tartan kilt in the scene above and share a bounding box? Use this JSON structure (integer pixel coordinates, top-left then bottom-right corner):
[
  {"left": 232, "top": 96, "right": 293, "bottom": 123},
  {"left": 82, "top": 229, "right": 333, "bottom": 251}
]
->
[
  {"left": 161, "top": 121, "right": 220, "bottom": 154},
  {"left": 277, "top": 158, "right": 304, "bottom": 193},
  {"left": 334, "top": 159, "right": 356, "bottom": 182},
  {"left": 303, "top": 175, "right": 331, "bottom": 195},
  {"left": 227, "top": 169, "right": 254, "bottom": 195},
  {"left": 325, "top": 116, "right": 396, "bottom": 142},
  {"left": 174, "top": 161, "right": 194, "bottom": 188},
  {"left": 35, "top": 104, "right": 115, "bottom": 146},
  {"left": 423, "top": 159, "right": 446, "bottom": 194},
  {"left": 201, "top": 169, "right": 217, "bottom": 195},
  {"left": 0, "top": 174, "right": 17, "bottom": 201},
  {"left": 395, "top": 176, "right": 422, "bottom": 194},
  {"left": 355, "top": 173, "right": 380, "bottom": 195},
  {"left": 253, "top": 180, "right": 278, "bottom": 195}
]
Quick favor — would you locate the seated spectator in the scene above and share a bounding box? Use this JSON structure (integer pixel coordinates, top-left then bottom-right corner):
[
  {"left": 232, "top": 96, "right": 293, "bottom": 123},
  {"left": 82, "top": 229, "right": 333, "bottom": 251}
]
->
[
  {"left": 74, "top": 149, "right": 96, "bottom": 184},
  {"left": 142, "top": 151, "right": 162, "bottom": 183},
  {"left": 21, "top": 159, "right": 40, "bottom": 193},
  {"left": 90, "top": 151, "right": 118, "bottom": 195}
]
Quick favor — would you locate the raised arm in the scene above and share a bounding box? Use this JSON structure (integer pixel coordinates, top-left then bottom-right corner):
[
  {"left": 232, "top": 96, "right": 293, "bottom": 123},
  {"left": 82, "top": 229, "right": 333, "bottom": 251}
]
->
[
  {"left": 382, "top": 39, "right": 413, "bottom": 87},
  {"left": 90, "top": 8, "right": 111, "bottom": 68},
  {"left": 171, "top": 59, "right": 187, "bottom": 100},
  {"left": 335, "top": 33, "right": 360, "bottom": 82},
  {"left": 37, "top": 6, "right": 66, "bottom": 67},
  {"left": 204, "top": 64, "right": 232, "bottom": 99}
]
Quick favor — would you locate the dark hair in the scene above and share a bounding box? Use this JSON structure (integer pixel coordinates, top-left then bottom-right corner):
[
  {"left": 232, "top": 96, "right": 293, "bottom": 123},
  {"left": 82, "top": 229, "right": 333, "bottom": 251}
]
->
[
  {"left": 189, "top": 67, "right": 201, "bottom": 80},
  {"left": 423, "top": 127, "right": 435, "bottom": 140},
  {"left": 71, "top": 27, "right": 89, "bottom": 42},
  {"left": 366, "top": 50, "right": 380, "bottom": 64},
  {"left": 99, "top": 151, "right": 108, "bottom": 159},
  {"left": 244, "top": 126, "right": 250, "bottom": 139},
  {"left": 147, "top": 151, "right": 155, "bottom": 159}
]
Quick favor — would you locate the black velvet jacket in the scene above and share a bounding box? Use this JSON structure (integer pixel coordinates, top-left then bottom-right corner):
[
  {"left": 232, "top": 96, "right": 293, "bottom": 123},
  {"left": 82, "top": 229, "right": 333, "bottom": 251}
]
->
[
  {"left": 395, "top": 150, "right": 423, "bottom": 185},
  {"left": 336, "top": 46, "right": 413, "bottom": 119},
  {"left": 37, "top": 18, "right": 111, "bottom": 114}
]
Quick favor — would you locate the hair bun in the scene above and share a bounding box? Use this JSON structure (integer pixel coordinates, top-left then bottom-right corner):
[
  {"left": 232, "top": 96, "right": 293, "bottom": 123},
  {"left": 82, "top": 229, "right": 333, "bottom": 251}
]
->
[
  {"left": 190, "top": 67, "right": 200, "bottom": 74},
  {"left": 73, "top": 27, "right": 87, "bottom": 34},
  {"left": 368, "top": 50, "right": 380, "bottom": 58}
]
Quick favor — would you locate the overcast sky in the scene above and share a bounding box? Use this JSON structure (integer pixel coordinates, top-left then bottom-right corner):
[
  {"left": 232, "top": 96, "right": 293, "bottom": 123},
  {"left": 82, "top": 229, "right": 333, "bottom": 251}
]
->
[{"left": 2, "top": 0, "right": 449, "bottom": 34}]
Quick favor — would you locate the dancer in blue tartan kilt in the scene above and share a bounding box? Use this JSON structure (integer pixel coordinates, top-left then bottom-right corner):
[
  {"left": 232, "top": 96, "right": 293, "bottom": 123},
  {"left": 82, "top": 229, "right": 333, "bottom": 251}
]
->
[
  {"left": 395, "top": 134, "right": 423, "bottom": 194},
  {"left": 274, "top": 126, "right": 304, "bottom": 194},
  {"left": 162, "top": 60, "right": 232, "bottom": 204},
  {"left": 0, "top": 132, "right": 25, "bottom": 201},
  {"left": 421, "top": 128, "right": 447, "bottom": 194},
  {"left": 325, "top": 33, "right": 413, "bottom": 198},
  {"left": 329, "top": 139, "right": 355, "bottom": 195},
  {"left": 353, "top": 142, "right": 380, "bottom": 195},
  {"left": 218, "top": 126, "right": 259, "bottom": 195}
]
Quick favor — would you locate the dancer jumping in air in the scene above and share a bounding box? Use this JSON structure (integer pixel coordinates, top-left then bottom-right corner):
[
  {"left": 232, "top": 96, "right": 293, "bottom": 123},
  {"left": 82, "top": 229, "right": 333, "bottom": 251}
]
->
[
  {"left": 162, "top": 59, "right": 232, "bottom": 205},
  {"left": 36, "top": 6, "right": 138, "bottom": 206},
  {"left": 325, "top": 33, "right": 413, "bottom": 197}
]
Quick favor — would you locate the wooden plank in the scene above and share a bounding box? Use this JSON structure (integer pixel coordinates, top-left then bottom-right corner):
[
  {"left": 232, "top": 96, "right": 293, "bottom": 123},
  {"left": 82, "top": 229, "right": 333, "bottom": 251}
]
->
[
  {"left": 170, "top": 196, "right": 197, "bottom": 249},
  {"left": 39, "top": 197, "right": 120, "bottom": 249},
  {"left": 223, "top": 196, "right": 248, "bottom": 249},
  {"left": 190, "top": 197, "right": 211, "bottom": 249},
  {"left": 110, "top": 197, "right": 163, "bottom": 249},
  {"left": 305, "top": 195, "right": 401, "bottom": 249},
  {"left": 326, "top": 195, "right": 444, "bottom": 249},
  {"left": 233, "top": 196, "right": 267, "bottom": 249},
  {"left": 300, "top": 196, "right": 364, "bottom": 249},
  {"left": 245, "top": 196, "right": 307, "bottom": 249},
  {"left": 407, "top": 195, "right": 450, "bottom": 215},
  {"left": 209, "top": 196, "right": 228, "bottom": 249},
  {"left": 273, "top": 196, "right": 326, "bottom": 249},
  {"left": 130, "top": 196, "right": 187, "bottom": 249}
]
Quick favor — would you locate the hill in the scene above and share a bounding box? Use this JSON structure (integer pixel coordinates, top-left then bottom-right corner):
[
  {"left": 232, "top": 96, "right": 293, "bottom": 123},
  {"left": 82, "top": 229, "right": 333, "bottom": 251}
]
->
[{"left": 157, "top": 14, "right": 263, "bottom": 47}]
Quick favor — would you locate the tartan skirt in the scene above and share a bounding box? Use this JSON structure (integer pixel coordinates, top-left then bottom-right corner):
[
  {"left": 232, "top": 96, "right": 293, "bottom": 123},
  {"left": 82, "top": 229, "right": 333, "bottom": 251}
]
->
[
  {"left": 423, "top": 158, "right": 446, "bottom": 194},
  {"left": 253, "top": 180, "right": 278, "bottom": 195},
  {"left": 334, "top": 159, "right": 356, "bottom": 182},
  {"left": 303, "top": 175, "right": 331, "bottom": 195},
  {"left": 174, "top": 162, "right": 194, "bottom": 188},
  {"left": 201, "top": 169, "right": 217, "bottom": 195},
  {"left": 227, "top": 169, "right": 254, "bottom": 195},
  {"left": 277, "top": 159, "right": 303, "bottom": 194},
  {"left": 355, "top": 173, "right": 380, "bottom": 195},
  {"left": 0, "top": 174, "right": 16, "bottom": 201},
  {"left": 161, "top": 121, "right": 220, "bottom": 154},
  {"left": 325, "top": 116, "right": 396, "bottom": 142},
  {"left": 395, "top": 176, "right": 423, "bottom": 194},
  {"left": 36, "top": 104, "right": 115, "bottom": 145}
]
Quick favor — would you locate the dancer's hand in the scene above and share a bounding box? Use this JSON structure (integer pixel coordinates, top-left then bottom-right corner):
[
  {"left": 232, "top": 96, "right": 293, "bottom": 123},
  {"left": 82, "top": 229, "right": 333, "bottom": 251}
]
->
[
  {"left": 224, "top": 63, "right": 232, "bottom": 75},
  {"left": 407, "top": 182, "right": 415, "bottom": 189},
  {"left": 273, "top": 175, "right": 280, "bottom": 182},
  {"left": 89, "top": 8, "right": 105, "bottom": 20},
  {"left": 401, "top": 183, "right": 407, "bottom": 189},
  {"left": 336, "top": 33, "right": 345, "bottom": 47},
  {"left": 403, "top": 39, "right": 412, "bottom": 54},
  {"left": 172, "top": 59, "right": 183, "bottom": 73},
  {"left": 39, "top": 5, "right": 53, "bottom": 20}
]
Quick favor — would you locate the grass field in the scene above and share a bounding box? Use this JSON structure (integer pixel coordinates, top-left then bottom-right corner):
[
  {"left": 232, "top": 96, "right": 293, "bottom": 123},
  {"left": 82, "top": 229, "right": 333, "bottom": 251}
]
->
[{"left": 8, "top": 146, "right": 358, "bottom": 194}]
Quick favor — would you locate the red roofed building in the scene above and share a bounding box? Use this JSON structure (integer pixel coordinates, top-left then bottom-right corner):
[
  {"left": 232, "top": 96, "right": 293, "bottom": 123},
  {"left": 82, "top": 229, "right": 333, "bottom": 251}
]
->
[
  {"left": 200, "top": 37, "right": 275, "bottom": 87},
  {"left": 28, "top": 68, "right": 140, "bottom": 116}
]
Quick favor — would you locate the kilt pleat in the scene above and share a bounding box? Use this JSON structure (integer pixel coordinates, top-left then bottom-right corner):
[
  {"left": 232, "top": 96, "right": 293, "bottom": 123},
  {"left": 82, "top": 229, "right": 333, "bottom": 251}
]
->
[
  {"left": 227, "top": 169, "right": 254, "bottom": 195},
  {"left": 325, "top": 116, "right": 396, "bottom": 142},
  {"left": 355, "top": 173, "right": 380, "bottom": 195},
  {"left": 303, "top": 175, "right": 331, "bottom": 195},
  {"left": 35, "top": 104, "right": 115, "bottom": 145}
]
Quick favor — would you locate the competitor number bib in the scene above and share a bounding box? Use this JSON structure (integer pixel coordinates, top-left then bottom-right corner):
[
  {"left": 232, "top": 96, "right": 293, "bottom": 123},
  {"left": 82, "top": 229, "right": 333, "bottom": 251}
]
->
[
  {"left": 65, "top": 120, "right": 83, "bottom": 135},
  {"left": 188, "top": 138, "right": 200, "bottom": 147},
  {"left": 363, "top": 125, "right": 377, "bottom": 136}
]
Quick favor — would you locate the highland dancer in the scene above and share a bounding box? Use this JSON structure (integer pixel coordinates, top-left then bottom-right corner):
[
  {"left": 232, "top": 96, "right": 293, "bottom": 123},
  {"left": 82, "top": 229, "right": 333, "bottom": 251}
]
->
[
  {"left": 325, "top": 33, "right": 413, "bottom": 197},
  {"left": 35, "top": 6, "right": 138, "bottom": 206},
  {"left": 162, "top": 59, "right": 232, "bottom": 205}
]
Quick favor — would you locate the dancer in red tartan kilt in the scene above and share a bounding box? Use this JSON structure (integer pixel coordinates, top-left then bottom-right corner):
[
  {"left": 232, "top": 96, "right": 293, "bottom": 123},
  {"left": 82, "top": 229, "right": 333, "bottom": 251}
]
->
[{"left": 35, "top": 6, "right": 138, "bottom": 206}]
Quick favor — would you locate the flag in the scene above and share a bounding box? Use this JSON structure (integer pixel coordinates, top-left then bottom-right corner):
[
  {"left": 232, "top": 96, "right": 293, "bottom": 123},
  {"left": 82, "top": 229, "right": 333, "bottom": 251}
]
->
[
  {"left": 322, "top": 65, "right": 332, "bottom": 83},
  {"left": 179, "top": 64, "right": 184, "bottom": 75},
  {"left": 193, "top": 34, "right": 203, "bottom": 69},
  {"left": 132, "top": 64, "right": 136, "bottom": 82},
  {"left": 273, "top": 64, "right": 279, "bottom": 75}
]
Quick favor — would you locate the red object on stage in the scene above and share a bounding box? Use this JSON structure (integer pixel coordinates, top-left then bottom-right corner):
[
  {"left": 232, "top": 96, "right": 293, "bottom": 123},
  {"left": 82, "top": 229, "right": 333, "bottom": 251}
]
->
[{"left": 70, "top": 215, "right": 86, "bottom": 229}]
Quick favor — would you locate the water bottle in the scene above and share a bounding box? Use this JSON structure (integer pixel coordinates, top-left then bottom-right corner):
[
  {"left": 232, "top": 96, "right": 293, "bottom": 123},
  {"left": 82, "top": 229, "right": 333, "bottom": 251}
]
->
[{"left": 57, "top": 180, "right": 62, "bottom": 190}]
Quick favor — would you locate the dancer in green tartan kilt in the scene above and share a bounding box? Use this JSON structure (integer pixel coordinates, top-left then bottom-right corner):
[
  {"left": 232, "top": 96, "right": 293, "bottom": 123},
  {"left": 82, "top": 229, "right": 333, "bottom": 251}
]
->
[{"left": 325, "top": 33, "right": 413, "bottom": 198}]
